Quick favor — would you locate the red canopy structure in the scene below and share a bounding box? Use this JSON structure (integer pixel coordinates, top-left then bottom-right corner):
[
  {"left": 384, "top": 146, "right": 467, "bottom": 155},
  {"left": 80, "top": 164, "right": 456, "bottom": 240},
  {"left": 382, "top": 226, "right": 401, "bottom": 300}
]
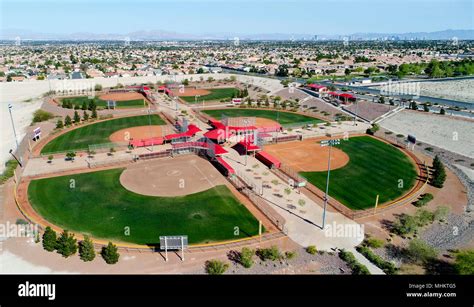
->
[
  {"left": 129, "top": 137, "right": 164, "bottom": 148},
  {"left": 307, "top": 83, "right": 327, "bottom": 91},
  {"left": 215, "top": 157, "right": 235, "bottom": 175},
  {"left": 256, "top": 151, "right": 281, "bottom": 169},
  {"left": 237, "top": 140, "right": 261, "bottom": 152}
]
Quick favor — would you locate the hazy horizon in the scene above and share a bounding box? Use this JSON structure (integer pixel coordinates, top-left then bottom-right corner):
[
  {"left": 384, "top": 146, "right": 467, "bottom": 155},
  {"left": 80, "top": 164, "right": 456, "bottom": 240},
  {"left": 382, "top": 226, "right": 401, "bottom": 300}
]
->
[{"left": 1, "top": 0, "right": 473, "bottom": 36}]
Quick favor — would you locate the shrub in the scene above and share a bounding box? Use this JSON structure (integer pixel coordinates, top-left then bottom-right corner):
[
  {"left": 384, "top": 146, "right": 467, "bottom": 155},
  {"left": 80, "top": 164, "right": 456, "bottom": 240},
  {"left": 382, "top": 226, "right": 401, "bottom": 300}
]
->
[
  {"left": 365, "top": 237, "right": 385, "bottom": 249},
  {"left": 32, "top": 110, "right": 54, "bottom": 123},
  {"left": 285, "top": 251, "right": 297, "bottom": 260},
  {"left": 392, "top": 214, "right": 419, "bottom": 235},
  {"left": 101, "top": 242, "right": 120, "bottom": 264},
  {"left": 56, "top": 230, "right": 77, "bottom": 258},
  {"left": 42, "top": 226, "right": 57, "bottom": 252},
  {"left": 338, "top": 249, "right": 371, "bottom": 275},
  {"left": 79, "top": 235, "right": 96, "bottom": 262},
  {"left": 454, "top": 250, "right": 474, "bottom": 275},
  {"left": 257, "top": 246, "right": 281, "bottom": 261},
  {"left": 205, "top": 260, "right": 229, "bottom": 275},
  {"left": 306, "top": 245, "right": 318, "bottom": 255},
  {"left": 405, "top": 239, "right": 437, "bottom": 264},
  {"left": 0, "top": 159, "right": 19, "bottom": 185},
  {"left": 433, "top": 206, "right": 450, "bottom": 222},
  {"left": 356, "top": 246, "right": 397, "bottom": 274},
  {"left": 239, "top": 247, "right": 255, "bottom": 268},
  {"left": 413, "top": 193, "right": 434, "bottom": 207}
]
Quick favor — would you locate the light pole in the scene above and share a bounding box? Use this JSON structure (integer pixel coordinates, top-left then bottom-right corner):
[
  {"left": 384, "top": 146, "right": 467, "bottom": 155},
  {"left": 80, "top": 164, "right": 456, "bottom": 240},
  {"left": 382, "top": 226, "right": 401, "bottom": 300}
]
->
[
  {"left": 8, "top": 104, "right": 22, "bottom": 164},
  {"left": 320, "top": 138, "right": 340, "bottom": 229},
  {"left": 147, "top": 107, "right": 154, "bottom": 152}
]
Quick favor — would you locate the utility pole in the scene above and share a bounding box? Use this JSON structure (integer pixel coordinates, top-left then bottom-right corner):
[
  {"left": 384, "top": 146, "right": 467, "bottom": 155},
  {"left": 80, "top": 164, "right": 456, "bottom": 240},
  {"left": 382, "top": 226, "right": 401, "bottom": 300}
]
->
[
  {"left": 8, "top": 104, "right": 22, "bottom": 164},
  {"left": 320, "top": 138, "right": 340, "bottom": 229}
]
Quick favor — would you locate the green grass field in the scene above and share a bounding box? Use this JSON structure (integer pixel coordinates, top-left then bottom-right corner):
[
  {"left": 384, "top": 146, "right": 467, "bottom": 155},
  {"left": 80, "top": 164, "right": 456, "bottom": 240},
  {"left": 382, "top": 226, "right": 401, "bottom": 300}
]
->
[
  {"left": 179, "top": 88, "right": 240, "bottom": 103},
  {"left": 61, "top": 96, "right": 146, "bottom": 109},
  {"left": 203, "top": 108, "right": 324, "bottom": 126},
  {"left": 300, "top": 136, "right": 417, "bottom": 210},
  {"left": 41, "top": 115, "right": 166, "bottom": 154},
  {"left": 28, "top": 168, "right": 261, "bottom": 245}
]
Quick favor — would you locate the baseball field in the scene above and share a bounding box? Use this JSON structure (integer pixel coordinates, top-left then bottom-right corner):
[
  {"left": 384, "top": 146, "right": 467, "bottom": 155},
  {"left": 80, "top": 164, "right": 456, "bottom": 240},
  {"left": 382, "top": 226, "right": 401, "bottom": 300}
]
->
[
  {"left": 202, "top": 109, "right": 324, "bottom": 126},
  {"left": 175, "top": 88, "right": 240, "bottom": 103},
  {"left": 299, "top": 136, "right": 418, "bottom": 210},
  {"left": 41, "top": 115, "right": 166, "bottom": 154},
  {"left": 61, "top": 93, "right": 146, "bottom": 109},
  {"left": 27, "top": 167, "right": 261, "bottom": 245}
]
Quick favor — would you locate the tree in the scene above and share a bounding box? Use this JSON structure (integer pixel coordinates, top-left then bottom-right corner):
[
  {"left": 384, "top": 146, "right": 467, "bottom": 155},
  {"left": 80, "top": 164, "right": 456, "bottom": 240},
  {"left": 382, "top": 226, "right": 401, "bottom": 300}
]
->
[
  {"left": 79, "top": 235, "right": 96, "bottom": 262},
  {"left": 423, "top": 104, "right": 429, "bottom": 112},
  {"left": 405, "top": 239, "right": 437, "bottom": 263},
  {"left": 94, "top": 84, "right": 103, "bottom": 91},
  {"left": 64, "top": 115, "right": 72, "bottom": 126},
  {"left": 431, "top": 155, "right": 446, "bottom": 188},
  {"left": 101, "top": 242, "right": 120, "bottom": 264},
  {"left": 181, "top": 78, "right": 189, "bottom": 86},
  {"left": 83, "top": 111, "right": 89, "bottom": 121},
  {"left": 410, "top": 101, "right": 418, "bottom": 110},
  {"left": 56, "top": 230, "right": 77, "bottom": 258},
  {"left": 91, "top": 108, "right": 98, "bottom": 119},
  {"left": 454, "top": 250, "right": 474, "bottom": 275},
  {"left": 81, "top": 101, "right": 88, "bottom": 110},
  {"left": 56, "top": 119, "right": 64, "bottom": 129},
  {"left": 73, "top": 111, "right": 81, "bottom": 123},
  {"left": 42, "top": 226, "right": 57, "bottom": 252},
  {"left": 440, "top": 108, "right": 446, "bottom": 115},
  {"left": 66, "top": 151, "right": 76, "bottom": 161}
]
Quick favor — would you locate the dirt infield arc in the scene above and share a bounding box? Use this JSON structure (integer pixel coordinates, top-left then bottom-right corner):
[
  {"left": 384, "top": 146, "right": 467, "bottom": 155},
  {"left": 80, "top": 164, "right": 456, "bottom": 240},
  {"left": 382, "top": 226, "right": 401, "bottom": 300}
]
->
[
  {"left": 264, "top": 139, "right": 350, "bottom": 172},
  {"left": 99, "top": 91, "right": 147, "bottom": 101},
  {"left": 120, "top": 155, "right": 228, "bottom": 197}
]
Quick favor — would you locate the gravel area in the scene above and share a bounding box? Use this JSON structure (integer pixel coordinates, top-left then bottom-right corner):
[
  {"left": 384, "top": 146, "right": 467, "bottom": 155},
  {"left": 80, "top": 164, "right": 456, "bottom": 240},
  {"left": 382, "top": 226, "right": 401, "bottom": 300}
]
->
[
  {"left": 196, "top": 246, "right": 351, "bottom": 275},
  {"left": 420, "top": 213, "right": 474, "bottom": 250}
]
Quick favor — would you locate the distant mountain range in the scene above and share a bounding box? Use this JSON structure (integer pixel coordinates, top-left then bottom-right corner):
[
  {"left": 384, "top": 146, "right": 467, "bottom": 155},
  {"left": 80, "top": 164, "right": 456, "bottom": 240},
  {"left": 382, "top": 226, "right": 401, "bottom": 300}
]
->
[{"left": 1, "top": 28, "right": 473, "bottom": 41}]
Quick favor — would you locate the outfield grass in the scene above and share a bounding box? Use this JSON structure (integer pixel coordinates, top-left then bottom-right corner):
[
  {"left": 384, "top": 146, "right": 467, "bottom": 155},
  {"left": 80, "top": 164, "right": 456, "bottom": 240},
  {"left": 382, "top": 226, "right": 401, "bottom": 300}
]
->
[
  {"left": 203, "top": 108, "right": 324, "bottom": 126},
  {"left": 41, "top": 115, "right": 166, "bottom": 154},
  {"left": 300, "top": 136, "right": 417, "bottom": 210},
  {"left": 179, "top": 88, "right": 240, "bottom": 103},
  {"left": 61, "top": 96, "right": 145, "bottom": 109},
  {"left": 28, "top": 168, "right": 260, "bottom": 245}
]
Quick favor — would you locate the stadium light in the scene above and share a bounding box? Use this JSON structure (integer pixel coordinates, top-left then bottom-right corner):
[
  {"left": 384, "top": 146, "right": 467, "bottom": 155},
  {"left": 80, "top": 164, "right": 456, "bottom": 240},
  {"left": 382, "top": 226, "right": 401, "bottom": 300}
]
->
[
  {"left": 8, "top": 104, "right": 22, "bottom": 165},
  {"left": 320, "top": 138, "right": 340, "bottom": 229}
]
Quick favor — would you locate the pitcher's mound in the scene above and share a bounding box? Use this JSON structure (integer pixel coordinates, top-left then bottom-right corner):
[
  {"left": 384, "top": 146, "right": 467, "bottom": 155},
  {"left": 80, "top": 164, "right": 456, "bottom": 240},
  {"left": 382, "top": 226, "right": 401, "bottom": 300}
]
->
[{"left": 119, "top": 155, "right": 227, "bottom": 197}]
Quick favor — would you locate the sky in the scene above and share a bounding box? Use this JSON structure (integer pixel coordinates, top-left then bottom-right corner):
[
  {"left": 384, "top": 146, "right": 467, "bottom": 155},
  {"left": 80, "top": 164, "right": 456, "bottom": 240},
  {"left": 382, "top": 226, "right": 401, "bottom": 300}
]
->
[{"left": 1, "top": 0, "right": 473, "bottom": 35}]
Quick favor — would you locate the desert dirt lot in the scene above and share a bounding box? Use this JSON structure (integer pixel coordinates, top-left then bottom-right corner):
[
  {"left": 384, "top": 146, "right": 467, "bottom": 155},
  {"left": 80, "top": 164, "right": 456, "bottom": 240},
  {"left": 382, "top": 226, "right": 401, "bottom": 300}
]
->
[
  {"left": 99, "top": 91, "right": 146, "bottom": 101},
  {"left": 171, "top": 88, "right": 211, "bottom": 97},
  {"left": 120, "top": 155, "right": 228, "bottom": 197},
  {"left": 264, "top": 138, "right": 349, "bottom": 172},
  {"left": 418, "top": 79, "right": 474, "bottom": 103},
  {"left": 109, "top": 125, "right": 173, "bottom": 142},
  {"left": 380, "top": 110, "right": 474, "bottom": 159}
]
